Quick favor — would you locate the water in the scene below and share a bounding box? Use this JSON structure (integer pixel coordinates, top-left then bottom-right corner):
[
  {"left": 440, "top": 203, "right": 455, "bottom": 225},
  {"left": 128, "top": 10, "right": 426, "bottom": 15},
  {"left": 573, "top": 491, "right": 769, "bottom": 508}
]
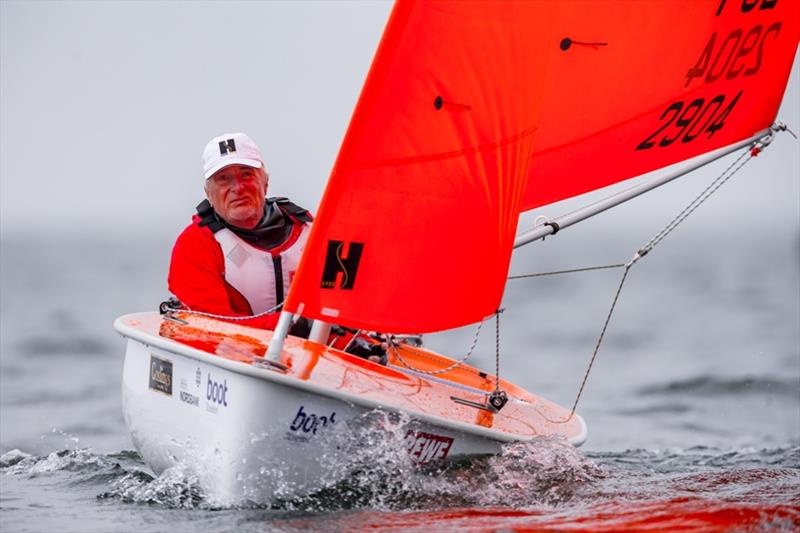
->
[{"left": 1, "top": 228, "right": 798, "bottom": 531}]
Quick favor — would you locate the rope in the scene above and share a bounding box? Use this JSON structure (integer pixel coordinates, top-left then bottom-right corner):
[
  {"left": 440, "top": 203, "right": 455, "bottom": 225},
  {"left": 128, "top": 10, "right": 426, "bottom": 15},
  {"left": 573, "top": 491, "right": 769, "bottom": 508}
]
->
[
  {"left": 560, "top": 262, "right": 632, "bottom": 423},
  {"left": 637, "top": 149, "right": 751, "bottom": 256},
  {"left": 494, "top": 309, "right": 503, "bottom": 393},
  {"left": 772, "top": 121, "right": 797, "bottom": 139},
  {"left": 389, "top": 317, "right": 485, "bottom": 376},
  {"left": 168, "top": 301, "right": 284, "bottom": 321},
  {"left": 514, "top": 142, "right": 763, "bottom": 424},
  {"left": 508, "top": 263, "right": 626, "bottom": 279}
]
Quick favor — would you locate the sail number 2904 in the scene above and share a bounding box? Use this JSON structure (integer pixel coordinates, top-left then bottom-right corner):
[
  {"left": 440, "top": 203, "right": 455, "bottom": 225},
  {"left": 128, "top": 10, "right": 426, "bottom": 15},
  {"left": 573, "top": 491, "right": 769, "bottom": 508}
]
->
[{"left": 635, "top": 90, "right": 742, "bottom": 151}]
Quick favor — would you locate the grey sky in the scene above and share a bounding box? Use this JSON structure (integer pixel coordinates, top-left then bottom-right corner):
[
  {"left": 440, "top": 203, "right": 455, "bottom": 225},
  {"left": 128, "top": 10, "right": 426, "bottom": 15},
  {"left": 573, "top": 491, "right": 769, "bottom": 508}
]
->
[
  {"left": 1, "top": 1, "right": 798, "bottom": 238},
  {"left": 1, "top": 1, "right": 392, "bottom": 236}
]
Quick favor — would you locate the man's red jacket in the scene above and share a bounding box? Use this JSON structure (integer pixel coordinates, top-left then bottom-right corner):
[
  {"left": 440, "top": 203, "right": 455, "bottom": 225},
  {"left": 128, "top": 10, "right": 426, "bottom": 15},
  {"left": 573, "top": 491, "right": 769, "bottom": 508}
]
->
[{"left": 168, "top": 215, "right": 285, "bottom": 330}]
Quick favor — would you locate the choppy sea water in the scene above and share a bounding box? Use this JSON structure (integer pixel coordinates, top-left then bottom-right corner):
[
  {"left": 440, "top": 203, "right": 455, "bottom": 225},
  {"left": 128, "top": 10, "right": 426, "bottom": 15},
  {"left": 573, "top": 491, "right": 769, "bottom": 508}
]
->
[{"left": 1, "top": 227, "right": 798, "bottom": 532}]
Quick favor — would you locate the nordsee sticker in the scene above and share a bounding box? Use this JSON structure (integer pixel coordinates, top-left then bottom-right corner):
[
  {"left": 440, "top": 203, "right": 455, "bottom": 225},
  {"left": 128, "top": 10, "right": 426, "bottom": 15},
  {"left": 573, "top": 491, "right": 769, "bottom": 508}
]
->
[
  {"left": 179, "top": 391, "right": 199, "bottom": 407},
  {"left": 149, "top": 355, "right": 173, "bottom": 396}
]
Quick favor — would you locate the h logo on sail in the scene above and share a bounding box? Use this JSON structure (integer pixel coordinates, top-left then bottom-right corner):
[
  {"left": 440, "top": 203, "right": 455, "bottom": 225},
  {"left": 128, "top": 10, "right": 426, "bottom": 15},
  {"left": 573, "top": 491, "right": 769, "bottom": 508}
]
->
[
  {"left": 218, "top": 138, "right": 236, "bottom": 155},
  {"left": 321, "top": 240, "right": 363, "bottom": 290}
]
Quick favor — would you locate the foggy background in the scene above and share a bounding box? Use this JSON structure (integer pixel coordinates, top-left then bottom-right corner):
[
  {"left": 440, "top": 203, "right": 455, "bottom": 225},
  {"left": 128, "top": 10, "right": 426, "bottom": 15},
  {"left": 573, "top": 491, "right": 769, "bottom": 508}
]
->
[
  {"left": 1, "top": 0, "right": 797, "bottom": 237},
  {"left": 1, "top": 1, "right": 392, "bottom": 236}
]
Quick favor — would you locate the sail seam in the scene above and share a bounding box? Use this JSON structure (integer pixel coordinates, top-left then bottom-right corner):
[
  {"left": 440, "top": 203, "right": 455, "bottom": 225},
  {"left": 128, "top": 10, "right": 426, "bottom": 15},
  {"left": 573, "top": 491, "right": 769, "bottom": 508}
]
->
[{"left": 355, "top": 125, "right": 538, "bottom": 169}]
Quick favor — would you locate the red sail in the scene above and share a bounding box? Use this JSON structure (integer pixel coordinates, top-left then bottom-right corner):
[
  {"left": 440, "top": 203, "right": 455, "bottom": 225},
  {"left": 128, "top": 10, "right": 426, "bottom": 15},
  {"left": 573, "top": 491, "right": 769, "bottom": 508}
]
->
[
  {"left": 285, "top": 0, "right": 798, "bottom": 333},
  {"left": 520, "top": 0, "right": 799, "bottom": 210}
]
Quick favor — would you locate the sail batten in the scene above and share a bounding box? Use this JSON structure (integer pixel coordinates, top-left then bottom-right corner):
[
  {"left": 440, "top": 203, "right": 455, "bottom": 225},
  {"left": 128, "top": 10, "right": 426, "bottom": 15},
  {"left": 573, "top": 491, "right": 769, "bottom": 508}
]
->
[{"left": 284, "top": 0, "right": 798, "bottom": 335}]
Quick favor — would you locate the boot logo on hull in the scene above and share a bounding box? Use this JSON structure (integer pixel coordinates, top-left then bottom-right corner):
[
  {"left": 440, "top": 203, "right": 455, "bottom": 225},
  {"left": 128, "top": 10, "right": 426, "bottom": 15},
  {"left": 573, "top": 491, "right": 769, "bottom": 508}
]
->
[
  {"left": 285, "top": 405, "right": 337, "bottom": 442},
  {"left": 205, "top": 373, "right": 229, "bottom": 414}
]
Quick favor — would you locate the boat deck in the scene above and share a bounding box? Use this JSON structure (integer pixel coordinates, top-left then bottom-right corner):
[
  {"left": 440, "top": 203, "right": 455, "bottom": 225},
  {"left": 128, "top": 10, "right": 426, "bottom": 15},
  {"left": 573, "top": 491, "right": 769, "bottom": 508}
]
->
[{"left": 116, "top": 312, "right": 586, "bottom": 444}]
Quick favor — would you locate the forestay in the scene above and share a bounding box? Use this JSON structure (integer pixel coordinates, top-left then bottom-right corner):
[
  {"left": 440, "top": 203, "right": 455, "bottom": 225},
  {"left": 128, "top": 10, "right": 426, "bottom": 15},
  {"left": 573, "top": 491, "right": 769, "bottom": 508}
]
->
[{"left": 283, "top": 0, "right": 799, "bottom": 335}]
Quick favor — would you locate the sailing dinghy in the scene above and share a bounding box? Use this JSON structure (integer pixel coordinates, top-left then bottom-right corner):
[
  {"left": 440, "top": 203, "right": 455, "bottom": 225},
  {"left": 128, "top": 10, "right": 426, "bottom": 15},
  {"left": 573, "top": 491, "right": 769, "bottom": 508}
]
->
[{"left": 116, "top": 0, "right": 799, "bottom": 504}]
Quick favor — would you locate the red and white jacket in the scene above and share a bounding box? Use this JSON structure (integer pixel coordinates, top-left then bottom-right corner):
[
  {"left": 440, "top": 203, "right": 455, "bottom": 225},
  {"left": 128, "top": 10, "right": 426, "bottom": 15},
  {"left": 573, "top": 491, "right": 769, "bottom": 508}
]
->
[{"left": 168, "top": 198, "right": 311, "bottom": 330}]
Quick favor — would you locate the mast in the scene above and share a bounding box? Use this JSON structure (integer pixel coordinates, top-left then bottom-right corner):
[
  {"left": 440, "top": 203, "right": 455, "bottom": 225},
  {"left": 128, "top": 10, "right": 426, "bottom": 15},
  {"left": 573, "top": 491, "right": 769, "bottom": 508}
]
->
[
  {"left": 514, "top": 129, "right": 772, "bottom": 249},
  {"left": 266, "top": 311, "right": 293, "bottom": 360}
]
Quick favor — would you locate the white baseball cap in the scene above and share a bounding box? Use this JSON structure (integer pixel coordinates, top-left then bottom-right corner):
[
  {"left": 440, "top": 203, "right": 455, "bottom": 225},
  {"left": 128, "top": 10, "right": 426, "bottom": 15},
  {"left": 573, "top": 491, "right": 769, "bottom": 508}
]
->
[{"left": 202, "top": 132, "right": 265, "bottom": 180}]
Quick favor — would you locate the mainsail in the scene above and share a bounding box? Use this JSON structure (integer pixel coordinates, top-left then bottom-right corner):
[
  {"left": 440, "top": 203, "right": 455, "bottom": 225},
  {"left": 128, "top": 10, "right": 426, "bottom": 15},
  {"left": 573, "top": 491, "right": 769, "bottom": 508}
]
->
[{"left": 283, "top": 0, "right": 799, "bottom": 334}]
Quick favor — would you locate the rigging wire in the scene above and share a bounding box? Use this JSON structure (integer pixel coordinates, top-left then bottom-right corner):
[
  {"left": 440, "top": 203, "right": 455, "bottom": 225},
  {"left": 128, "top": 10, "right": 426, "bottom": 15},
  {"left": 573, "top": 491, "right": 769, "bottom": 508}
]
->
[
  {"left": 388, "top": 317, "right": 485, "bottom": 376},
  {"left": 510, "top": 139, "right": 768, "bottom": 423},
  {"left": 637, "top": 150, "right": 750, "bottom": 257},
  {"left": 508, "top": 263, "right": 626, "bottom": 279},
  {"left": 494, "top": 309, "right": 502, "bottom": 393},
  {"left": 560, "top": 259, "right": 633, "bottom": 422},
  {"left": 488, "top": 309, "right": 509, "bottom": 410}
]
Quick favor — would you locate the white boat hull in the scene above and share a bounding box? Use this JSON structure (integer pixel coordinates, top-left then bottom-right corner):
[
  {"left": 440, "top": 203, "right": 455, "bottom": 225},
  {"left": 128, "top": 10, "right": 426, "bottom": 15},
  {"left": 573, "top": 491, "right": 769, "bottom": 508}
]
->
[{"left": 117, "top": 313, "right": 586, "bottom": 505}]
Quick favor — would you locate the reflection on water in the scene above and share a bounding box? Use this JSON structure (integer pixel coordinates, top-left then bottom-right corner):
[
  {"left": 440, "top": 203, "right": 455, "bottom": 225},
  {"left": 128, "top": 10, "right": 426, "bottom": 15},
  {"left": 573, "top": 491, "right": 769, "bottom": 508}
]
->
[{"left": 1, "top": 440, "right": 798, "bottom": 532}]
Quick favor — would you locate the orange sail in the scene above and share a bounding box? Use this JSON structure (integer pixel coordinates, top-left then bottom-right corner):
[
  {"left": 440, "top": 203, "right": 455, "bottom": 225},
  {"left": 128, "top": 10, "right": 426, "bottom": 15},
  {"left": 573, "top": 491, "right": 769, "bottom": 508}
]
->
[
  {"left": 521, "top": 0, "right": 799, "bottom": 209},
  {"left": 285, "top": 0, "right": 799, "bottom": 334}
]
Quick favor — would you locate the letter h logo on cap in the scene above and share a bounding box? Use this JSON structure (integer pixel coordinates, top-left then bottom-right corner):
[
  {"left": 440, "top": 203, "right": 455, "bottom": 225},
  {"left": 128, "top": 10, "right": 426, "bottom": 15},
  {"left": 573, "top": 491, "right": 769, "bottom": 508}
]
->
[{"left": 219, "top": 138, "right": 237, "bottom": 155}]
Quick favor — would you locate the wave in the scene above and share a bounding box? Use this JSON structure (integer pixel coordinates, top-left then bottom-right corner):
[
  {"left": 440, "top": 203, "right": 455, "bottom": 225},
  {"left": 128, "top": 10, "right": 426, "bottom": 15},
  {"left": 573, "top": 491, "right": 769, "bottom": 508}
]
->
[
  {"left": 0, "top": 448, "right": 209, "bottom": 509},
  {"left": 283, "top": 426, "right": 604, "bottom": 512},
  {"left": 3, "top": 383, "right": 119, "bottom": 407},
  {"left": 3, "top": 443, "right": 798, "bottom": 516},
  {"left": 637, "top": 375, "right": 800, "bottom": 398},
  {"left": 0, "top": 448, "right": 142, "bottom": 489},
  {"left": 588, "top": 445, "right": 800, "bottom": 471},
  {"left": 614, "top": 402, "right": 692, "bottom": 415},
  {"left": 0, "top": 431, "right": 603, "bottom": 511},
  {"left": 15, "top": 335, "right": 110, "bottom": 357}
]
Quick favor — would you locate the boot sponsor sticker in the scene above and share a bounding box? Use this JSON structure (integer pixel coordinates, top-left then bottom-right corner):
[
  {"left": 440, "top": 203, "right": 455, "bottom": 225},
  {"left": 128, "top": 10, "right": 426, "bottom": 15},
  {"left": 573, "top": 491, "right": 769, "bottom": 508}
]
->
[
  {"left": 404, "top": 430, "right": 454, "bottom": 463},
  {"left": 148, "top": 355, "right": 173, "bottom": 396},
  {"left": 205, "top": 373, "right": 229, "bottom": 414},
  {"left": 285, "top": 405, "right": 337, "bottom": 442}
]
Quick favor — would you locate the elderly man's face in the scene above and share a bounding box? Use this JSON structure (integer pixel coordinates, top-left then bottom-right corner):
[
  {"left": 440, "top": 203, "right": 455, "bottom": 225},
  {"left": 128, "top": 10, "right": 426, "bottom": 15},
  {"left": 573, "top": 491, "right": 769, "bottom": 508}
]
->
[{"left": 205, "top": 165, "right": 268, "bottom": 229}]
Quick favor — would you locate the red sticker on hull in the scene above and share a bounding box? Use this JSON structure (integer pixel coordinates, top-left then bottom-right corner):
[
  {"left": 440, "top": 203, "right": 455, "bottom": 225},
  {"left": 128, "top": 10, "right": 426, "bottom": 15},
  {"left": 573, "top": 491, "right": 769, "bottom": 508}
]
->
[{"left": 404, "top": 430, "right": 454, "bottom": 464}]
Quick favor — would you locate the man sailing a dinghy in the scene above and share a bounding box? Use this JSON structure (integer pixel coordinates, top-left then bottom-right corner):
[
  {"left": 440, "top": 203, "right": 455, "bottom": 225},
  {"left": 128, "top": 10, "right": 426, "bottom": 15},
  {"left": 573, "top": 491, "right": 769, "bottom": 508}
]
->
[
  {"left": 168, "top": 132, "right": 313, "bottom": 335},
  {"left": 167, "top": 132, "right": 386, "bottom": 361}
]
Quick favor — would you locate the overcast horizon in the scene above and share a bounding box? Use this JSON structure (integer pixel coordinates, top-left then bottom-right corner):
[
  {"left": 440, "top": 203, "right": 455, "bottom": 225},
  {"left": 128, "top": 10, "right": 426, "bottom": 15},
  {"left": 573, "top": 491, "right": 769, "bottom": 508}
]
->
[{"left": 1, "top": 1, "right": 798, "bottom": 240}]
